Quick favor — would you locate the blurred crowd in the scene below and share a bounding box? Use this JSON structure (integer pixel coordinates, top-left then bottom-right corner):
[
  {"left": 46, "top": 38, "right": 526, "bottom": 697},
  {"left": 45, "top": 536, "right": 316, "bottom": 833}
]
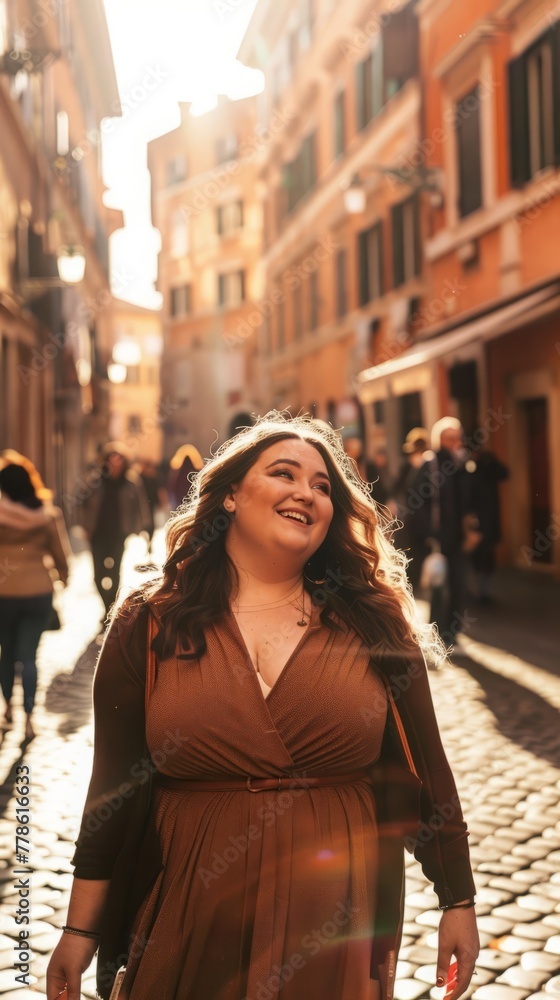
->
[{"left": 0, "top": 420, "right": 508, "bottom": 738}]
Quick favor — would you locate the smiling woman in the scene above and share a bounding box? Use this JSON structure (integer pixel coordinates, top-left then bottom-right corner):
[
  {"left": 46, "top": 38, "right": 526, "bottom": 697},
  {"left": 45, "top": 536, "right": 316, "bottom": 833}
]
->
[{"left": 47, "top": 412, "right": 479, "bottom": 1000}]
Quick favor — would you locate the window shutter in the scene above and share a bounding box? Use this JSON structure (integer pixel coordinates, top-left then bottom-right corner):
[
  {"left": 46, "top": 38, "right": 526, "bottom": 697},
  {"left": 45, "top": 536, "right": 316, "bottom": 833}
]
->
[
  {"left": 508, "top": 55, "right": 530, "bottom": 187},
  {"left": 372, "top": 37, "right": 384, "bottom": 116},
  {"left": 550, "top": 24, "right": 560, "bottom": 165},
  {"left": 378, "top": 222, "right": 385, "bottom": 297},
  {"left": 358, "top": 231, "right": 369, "bottom": 306},
  {"left": 217, "top": 206, "right": 223, "bottom": 234},
  {"left": 239, "top": 270, "right": 246, "bottom": 302},
  {"left": 218, "top": 274, "right": 225, "bottom": 307},
  {"left": 413, "top": 197, "right": 421, "bottom": 278},
  {"left": 356, "top": 60, "right": 366, "bottom": 130},
  {"left": 456, "top": 88, "right": 483, "bottom": 217},
  {"left": 392, "top": 202, "right": 405, "bottom": 288}
]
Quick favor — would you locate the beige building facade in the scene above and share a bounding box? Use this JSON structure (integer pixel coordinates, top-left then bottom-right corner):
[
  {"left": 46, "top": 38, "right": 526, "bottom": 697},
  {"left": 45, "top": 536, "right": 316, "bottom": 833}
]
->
[
  {"left": 106, "top": 297, "right": 164, "bottom": 464},
  {"left": 148, "top": 96, "right": 266, "bottom": 458}
]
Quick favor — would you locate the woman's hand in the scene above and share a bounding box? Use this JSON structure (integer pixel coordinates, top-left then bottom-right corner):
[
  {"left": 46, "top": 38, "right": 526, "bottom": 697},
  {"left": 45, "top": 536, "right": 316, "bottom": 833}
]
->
[
  {"left": 46, "top": 932, "right": 99, "bottom": 1000},
  {"left": 436, "top": 905, "right": 480, "bottom": 1000}
]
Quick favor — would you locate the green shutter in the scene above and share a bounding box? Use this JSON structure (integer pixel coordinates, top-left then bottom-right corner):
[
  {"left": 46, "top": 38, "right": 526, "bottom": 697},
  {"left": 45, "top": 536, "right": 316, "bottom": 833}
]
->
[
  {"left": 550, "top": 24, "right": 560, "bottom": 165},
  {"left": 392, "top": 203, "right": 405, "bottom": 288},
  {"left": 356, "top": 60, "right": 366, "bottom": 130},
  {"left": 358, "top": 231, "right": 369, "bottom": 306},
  {"left": 508, "top": 55, "right": 530, "bottom": 187},
  {"left": 372, "top": 37, "right": 384, "bottom": 116}
]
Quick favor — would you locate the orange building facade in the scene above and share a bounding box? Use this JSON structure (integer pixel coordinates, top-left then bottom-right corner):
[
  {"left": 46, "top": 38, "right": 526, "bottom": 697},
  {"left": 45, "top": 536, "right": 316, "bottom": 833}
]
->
[
  {"left": 357, "top": 0, "right": 560, "bottom": 575},
  {"left": 239, "top": 0, "right": 429, "bottom": 451},
  {"left": 148, "top": 96, "right": 266, "bottom": 458}
]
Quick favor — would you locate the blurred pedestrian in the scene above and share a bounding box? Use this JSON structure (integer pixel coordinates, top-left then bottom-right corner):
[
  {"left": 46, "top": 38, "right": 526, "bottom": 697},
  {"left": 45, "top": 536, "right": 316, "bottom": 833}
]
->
[
  {"left": 0, "top": 455, "right": 71, "bottom": 740},
  {"left": 393, "top": 428, "right": 430, "bottom": 590},
  {"left": 365, "top": 445, "right": 396, "bottom": 512},
  {"left": 81, "top": 443, "right": 150, "bottom": 619},
  {"left": 137, "top": 459, "right": 165, "bottom": 557},
  {"left": 468, "top": 448, "right": 509, "bottom": 604},
  {"left": 410, "top": 418, "right": 474, "bottom": 644},
  {"left": 167, "top": 443, "right": 204, "bottom": 511}
]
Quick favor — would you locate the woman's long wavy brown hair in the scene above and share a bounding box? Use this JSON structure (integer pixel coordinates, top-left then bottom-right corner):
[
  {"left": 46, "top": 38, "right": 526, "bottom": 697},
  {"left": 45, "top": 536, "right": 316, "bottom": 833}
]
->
[{"left": 120, "top": 412, "right": 444, "bottom": 671}]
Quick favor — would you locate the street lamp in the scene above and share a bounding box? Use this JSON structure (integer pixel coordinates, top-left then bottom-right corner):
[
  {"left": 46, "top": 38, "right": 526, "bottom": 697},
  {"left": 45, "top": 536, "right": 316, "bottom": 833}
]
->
[
  {"left": 342, "top": 176, "right": 368, "bottom": 215},
  {"left": 107, "top": 363, "right": 127, "bottom": 384},
  {"left": 56, "top": 245, "right": 86, "bottom": 284},
  {"left": 342, "top": 164, "right": 445, "bottom": 214},
  {"left": 112, "top": 339, "right": 141, "bottom": 366}
]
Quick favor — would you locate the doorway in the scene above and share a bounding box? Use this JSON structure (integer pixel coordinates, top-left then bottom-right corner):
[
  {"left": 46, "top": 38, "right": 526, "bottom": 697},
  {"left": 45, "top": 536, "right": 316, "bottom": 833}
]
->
[{"left": 522, "top": 397, "right": 552, "bottom": 564}]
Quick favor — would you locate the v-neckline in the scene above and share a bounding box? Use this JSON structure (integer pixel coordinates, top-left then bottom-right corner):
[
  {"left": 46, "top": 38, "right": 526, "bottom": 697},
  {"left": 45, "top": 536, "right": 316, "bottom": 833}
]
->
[{"left": 228, "top": 600, "right": 320, "bottom": 702}]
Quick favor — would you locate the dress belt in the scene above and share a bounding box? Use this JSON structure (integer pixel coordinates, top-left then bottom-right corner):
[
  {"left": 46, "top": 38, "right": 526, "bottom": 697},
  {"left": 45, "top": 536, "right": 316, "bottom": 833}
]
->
[{"left": 156, "top": 768, "right": 372, "bottom": 793}]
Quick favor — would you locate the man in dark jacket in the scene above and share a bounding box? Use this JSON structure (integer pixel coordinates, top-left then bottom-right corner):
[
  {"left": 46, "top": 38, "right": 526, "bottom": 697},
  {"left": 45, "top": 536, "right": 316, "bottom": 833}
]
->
[
  {"left": 408, "top": 418, "right": 473, "bottom": 645},
  {"left": 81, "top": 443, "right": 150, "bottom": 618},
  {"left": 469, "top": 449, "right": 509, "bottom": 604}
]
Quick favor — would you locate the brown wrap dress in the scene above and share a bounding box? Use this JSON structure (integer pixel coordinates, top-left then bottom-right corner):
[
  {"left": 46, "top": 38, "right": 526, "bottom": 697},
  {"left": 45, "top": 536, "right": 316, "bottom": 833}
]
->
[{"left": 119, "top": 600, "right": 387, "bottom": 999}]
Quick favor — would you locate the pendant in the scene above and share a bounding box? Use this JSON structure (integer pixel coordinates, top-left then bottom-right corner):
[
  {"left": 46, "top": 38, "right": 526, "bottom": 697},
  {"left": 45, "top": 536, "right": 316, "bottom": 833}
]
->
[{"left": 296, "top": 618, "right": 307, "bottom": 627}]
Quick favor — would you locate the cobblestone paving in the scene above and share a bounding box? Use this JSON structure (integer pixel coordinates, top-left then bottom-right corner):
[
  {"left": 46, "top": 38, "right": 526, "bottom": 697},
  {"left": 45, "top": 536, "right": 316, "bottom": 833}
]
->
[{"left": 0, "top": 536, "right": 559, "bottom": 999}]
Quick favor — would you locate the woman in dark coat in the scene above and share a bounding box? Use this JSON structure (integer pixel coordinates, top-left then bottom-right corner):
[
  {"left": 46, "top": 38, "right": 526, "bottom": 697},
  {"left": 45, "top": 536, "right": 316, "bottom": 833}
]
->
[{"left": 47, "top": 413, "right": 479, "bottom": 1000}]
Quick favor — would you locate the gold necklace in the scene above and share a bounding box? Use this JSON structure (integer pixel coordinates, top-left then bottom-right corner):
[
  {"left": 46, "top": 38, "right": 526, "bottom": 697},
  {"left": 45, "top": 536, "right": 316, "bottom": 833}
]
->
[{"left": 233, "top": 581, "right": 308, "bottom": 626}]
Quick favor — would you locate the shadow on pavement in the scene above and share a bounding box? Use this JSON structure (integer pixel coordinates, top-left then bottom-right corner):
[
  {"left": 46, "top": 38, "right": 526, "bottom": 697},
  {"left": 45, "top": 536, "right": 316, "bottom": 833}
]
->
[
  {"left": 43, "top": 638, "right": 101, "bottom": 736},
  {"left": 453, "top": 651, "right": 560, "bottom": 770}
]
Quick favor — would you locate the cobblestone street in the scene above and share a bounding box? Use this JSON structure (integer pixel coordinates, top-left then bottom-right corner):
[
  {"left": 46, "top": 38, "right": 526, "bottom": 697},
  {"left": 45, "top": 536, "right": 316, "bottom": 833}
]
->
[{"left": 0, "top": 538, "right": 559, "bottom": 1000}]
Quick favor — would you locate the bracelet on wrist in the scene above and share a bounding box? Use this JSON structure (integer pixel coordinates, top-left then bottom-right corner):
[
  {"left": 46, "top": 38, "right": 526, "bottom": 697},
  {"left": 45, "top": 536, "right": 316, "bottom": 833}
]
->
[
  {"left": 440, "top": 900, "right": 476, "bottom": 911},
  {"left": 62, "top": 924, "right": 101, "bottom": 940}
]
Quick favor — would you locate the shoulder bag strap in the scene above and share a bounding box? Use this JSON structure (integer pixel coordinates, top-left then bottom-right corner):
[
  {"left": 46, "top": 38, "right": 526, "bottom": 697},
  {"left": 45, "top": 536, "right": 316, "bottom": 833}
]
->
[
  {"left": 378, "top": 671, "right": 420, "bottom": 779},
  {"left": 145, "top": 611, "right": 158, "bottom": 712}
]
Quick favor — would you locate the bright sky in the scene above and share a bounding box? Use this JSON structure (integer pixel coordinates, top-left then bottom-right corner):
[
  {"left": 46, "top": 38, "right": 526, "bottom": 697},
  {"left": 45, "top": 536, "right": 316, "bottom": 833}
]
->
[{"left": 101, "top": 0, "right": 262, "bottom": 309}]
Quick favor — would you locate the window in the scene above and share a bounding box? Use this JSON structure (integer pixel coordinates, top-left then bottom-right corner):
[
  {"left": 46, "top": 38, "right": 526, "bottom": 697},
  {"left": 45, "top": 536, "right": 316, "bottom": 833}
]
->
[
  {"left": 333, "top": 90, "right": 346, "bottom": 158},
  {"left": 128, "top": 414, "right": 142, "bottom": 433},
  {"left": 293, "top": 283, "right": 303, "bottom": 341},
  {"left": 309, "top": 270, "right": 320, "bottom": 330},
  {"left": 282, "top": 132, "right": 316, "bottom": 214},
  {"left": 216, "top": 134, "right": 238, "bottom": 164},
  {"left": 355, "top": 45, "right": 383, "bottom": 131},
  {"left": 171, "top": 210, "right": 189, "bottom": 257},
  {"left": 509, "top": 25, "right": 560, "bottom": 186},
  {"left": 373, "top": 400, "right": 385, "bottom": 425},
  {"left": 335, "top": 249, "right": 347, "bottom": 319},
  {"left": 217, "top": 200, "right": 244, "bottom": 236},
  {"left": 392, "top": 196, "right": 421, "bottom": 287},
  {"left": 218, "top": 270, "right": 246, "bottom": 308},
  {"left": 355, "top": 2, "right": 418, "bottom": 130},
  {"left": 170, "top": 284, "right": 192, "bottom": 317},
  {"left": 166, "top": 155, "right": 187, "bottom": 186},
  {"left": 455, "top": 87, "right": 483, "bottom": 217},
  {"left": 358, "top": 222, "right": 383, "bottom": 305},
  {"left": 382, "top": 2, "right": 419, "bottom": 99}
]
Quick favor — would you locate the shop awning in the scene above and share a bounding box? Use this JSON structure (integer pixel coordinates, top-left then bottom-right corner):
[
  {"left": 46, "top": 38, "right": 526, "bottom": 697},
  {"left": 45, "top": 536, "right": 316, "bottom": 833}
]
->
[{"left": 356, "top": 279, "right": 560, "bottom": 401}]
